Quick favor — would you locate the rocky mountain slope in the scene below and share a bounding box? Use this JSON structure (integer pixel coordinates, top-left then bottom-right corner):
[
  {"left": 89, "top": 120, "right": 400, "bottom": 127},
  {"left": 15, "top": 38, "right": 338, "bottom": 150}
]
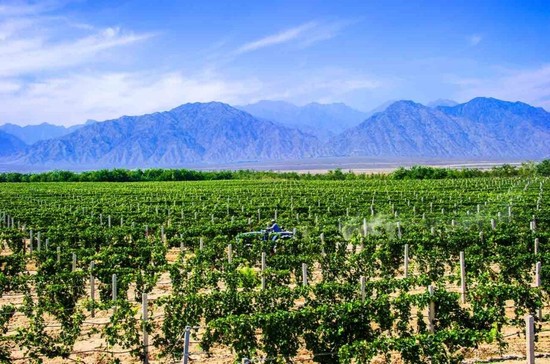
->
[
  {"left": 238, "top": 100, "right": 367, "bottom": 141},
  {"left": 14, "top": 102, "right": 320, "bottom": 168},
  {"left": 330, "top": 98, "right": 549, "bottom": 158}
]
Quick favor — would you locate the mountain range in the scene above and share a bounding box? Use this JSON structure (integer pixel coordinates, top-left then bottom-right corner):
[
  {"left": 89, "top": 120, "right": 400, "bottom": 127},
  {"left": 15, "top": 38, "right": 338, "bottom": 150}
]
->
[
  {"left": 0, "top": 122, "right": 91, "bottom": 145},
  {"left": 0, "top": 97, "right": 548, "bottom": 170},
  {"left": 238, "top": 101, "right": 368, "bottom": 141},
  {"left": 8, "top": 102, "right": 319, "bottom": 168}
]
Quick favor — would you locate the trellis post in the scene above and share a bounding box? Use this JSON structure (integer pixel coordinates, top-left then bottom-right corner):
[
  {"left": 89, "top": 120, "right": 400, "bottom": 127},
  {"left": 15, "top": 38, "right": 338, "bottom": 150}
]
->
[
  {"left": 404, "top": 244, "right": 409, "bottom": 278},
  {"left": 181, "top": 325, "right": 191, "bottom": 364},
  {"left": 90, "top": 261, "right": 95, "bottom": 317},
  {"left": 142, "top": 293, "right": 149, "bottom": 364},
  {"left": 428, "top": 285, "right": 435, "bottom": 333},
  {"left": 460, "top": 251, "right": 466, "bottom": 304},
  {"left": 526, "top": 315, "right": 535, "bottom": 364}
]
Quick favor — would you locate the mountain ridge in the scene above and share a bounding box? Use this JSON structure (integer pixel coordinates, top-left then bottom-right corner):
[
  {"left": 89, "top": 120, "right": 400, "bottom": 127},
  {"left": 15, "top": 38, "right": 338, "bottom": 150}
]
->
[
  {"left": 331, "top": 98, "right": 549, "bottom": 159},
  {"left": 0, "top": 97, "right": 548, "bottom": 169},
  {"left": 11, "top": 102, "right": 321, "bottom": 168}
]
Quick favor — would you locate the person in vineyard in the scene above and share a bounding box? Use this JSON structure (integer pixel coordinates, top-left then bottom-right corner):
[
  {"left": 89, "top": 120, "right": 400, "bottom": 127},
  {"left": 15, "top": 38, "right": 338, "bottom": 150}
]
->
[
  {"left": 263, "top": 219, "right": 283, "bottom": 255},
  {"left": 266, "top": 219, "right": 282, "bottom": 233}
]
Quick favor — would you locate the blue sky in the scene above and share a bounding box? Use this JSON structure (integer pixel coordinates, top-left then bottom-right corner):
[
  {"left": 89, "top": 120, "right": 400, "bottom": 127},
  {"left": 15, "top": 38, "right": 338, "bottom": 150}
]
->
[{"left": 1, "top": 0, "right": 549, "bottom": 126}]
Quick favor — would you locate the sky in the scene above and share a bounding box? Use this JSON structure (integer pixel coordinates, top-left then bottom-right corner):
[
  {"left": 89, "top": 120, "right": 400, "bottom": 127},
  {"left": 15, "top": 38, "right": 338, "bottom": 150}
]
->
[{"left": 0, "top": 0, "right": 549, "bottom": 126}]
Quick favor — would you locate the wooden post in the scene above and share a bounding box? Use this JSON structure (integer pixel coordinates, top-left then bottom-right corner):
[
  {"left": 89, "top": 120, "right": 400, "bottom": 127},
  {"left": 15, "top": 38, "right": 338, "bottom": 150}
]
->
[
  {"left": 428, "top": 285, "right": 435, "bottom": 333},
  {"left": 302, "top": 263, "right": 308, "bottom": 286},
  {"left": 404, "top": 244, "right": 409, "bottom": 278},
  {"left": 536, "top": 262, "right": 542, "bottom": 320},
  {"left": 112, "top": 274, "right": 117, "bottom": 301},
  {"left": 360, "top": 276, "right": 366, "bottom": 302},
  {"left": 227, "top": 244, "right": 232, "bottom": 263},
  {"left": 72, "top": 253, "right": 77, "bottom": 271},
  {"left": 90, "top": 261, "right": 95, "bottom": 318},
  {"left": 460, "top": 251, "right": 466, "bottom": 304},
  {"left": 29, "top": 230, "right": 33, "bottom": 255},
  {"left": 57, "top": 246, "right": 61, "bottom": 263},
  {"left": 37, "top": 232, "right": 41, "bottom": 252},
  {"left": 181, "top": 325, "right": 191, "bottom": 364},
  {"left": 261, "top": 252, "right": 266, "bottom": 290},
  {"left": 535, "top": 238, "right": 539, "bottom": 255},
  {"left": 142, "top": 293, "right": 149, "bottom": 364},
  {"left": 491, "top": 219, "right": 496, "bottom": 230},
  {"left": 526, "top": 315, "right": 535, "bottom": 364},
  {"left": 199, "top": 237, "right": 204, "bottom": 251},
  {"left": 108, "top": 215, "right": 111, "bottom": 228}
]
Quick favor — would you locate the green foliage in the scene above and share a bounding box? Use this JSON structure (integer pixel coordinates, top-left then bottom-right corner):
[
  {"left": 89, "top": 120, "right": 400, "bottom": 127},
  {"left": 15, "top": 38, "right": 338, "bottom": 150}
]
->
[{"left": 0, "top": 175, "right": 547, "bottom": 362}]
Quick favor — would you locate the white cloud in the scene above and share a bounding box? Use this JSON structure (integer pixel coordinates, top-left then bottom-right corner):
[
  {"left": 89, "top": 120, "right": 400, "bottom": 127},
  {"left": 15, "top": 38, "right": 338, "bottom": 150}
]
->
[
  {"left": 469, "top": 34, "right": 482, "bottom": 46},
  {"left": 0, "top": 79, "right": 21, "bottom": 93},
  {"left": 0, "top": 67, "right": 386, "bottom": 126},
  {"left": 235, "top": 20, "right": 348, "bottom": 55},
  {"left": 0, "top": 23, "right": 153, "bottom": 77},
  {"left": 236, "top": 22, "right": 317, "bottom": 54},
  {"left": 452, "top": 64, "right": 550, "bottom": 109},
  {"left": 0, "top": 4, "right": 375, "bottom": 126},
  {"left": 0, "top": 1, "right": 154, "bottom": 78},
  {"left": 0, "top": 71, "right": 265, "bottom": 126}
]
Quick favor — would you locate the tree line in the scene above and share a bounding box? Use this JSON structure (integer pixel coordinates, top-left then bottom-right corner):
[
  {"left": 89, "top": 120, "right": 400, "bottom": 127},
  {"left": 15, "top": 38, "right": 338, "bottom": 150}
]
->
[{"left": 0, "top": 160, "right": 548, "bottom": 182}]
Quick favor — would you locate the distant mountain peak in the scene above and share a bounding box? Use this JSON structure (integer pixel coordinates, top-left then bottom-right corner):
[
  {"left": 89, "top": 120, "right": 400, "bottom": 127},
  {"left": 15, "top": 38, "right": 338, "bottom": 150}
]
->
[
  {"left": 12, "top": 102, "right": 321, "bottom": 168},
  {"left": 238, "top": 100, "right": 368, "bottom": 141},
  {"left": 330, "top": 96, "right": 549, "bottom": 159},
  {"left": 427, "top": 99, "right": 458, "bottom": 108},
  {"left": 385, "top": 100, "right": 423, "bottom": 111}
]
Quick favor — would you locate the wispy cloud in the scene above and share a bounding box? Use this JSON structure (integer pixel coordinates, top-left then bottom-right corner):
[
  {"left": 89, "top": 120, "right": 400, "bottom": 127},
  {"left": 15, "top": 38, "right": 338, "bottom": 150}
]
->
[
  {"left": 469, "top": 34, "right": 482, "bottom": 46},
  {"left": 0, "top": 2, "right": 154, "bottom": 77},
  {"left": 452, "top": 64, "right": 550, "bottom": 110},
  {"left": 0, "top": 71, "right": 265, "bottom": 125},
  {"left": 0, "top": 27, "right": 153, "bottom": 77},
  {"left": 235, "top": 20, "right": 348, "bottom": 55},
  {"left": 236, "top": 22, "right": 317, "bottom": 54}
]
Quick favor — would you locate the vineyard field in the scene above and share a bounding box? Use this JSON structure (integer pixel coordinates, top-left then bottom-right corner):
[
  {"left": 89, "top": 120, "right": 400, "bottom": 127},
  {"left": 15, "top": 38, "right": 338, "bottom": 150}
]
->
[{"left": 0, "top": 177, "right": 548, "bottom": 364}]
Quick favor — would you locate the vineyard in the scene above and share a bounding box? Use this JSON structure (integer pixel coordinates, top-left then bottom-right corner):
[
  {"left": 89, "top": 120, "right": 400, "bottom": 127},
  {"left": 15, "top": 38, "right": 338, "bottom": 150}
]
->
[{"left": 0, "top": 177, "right": 548, "bottom": 363}]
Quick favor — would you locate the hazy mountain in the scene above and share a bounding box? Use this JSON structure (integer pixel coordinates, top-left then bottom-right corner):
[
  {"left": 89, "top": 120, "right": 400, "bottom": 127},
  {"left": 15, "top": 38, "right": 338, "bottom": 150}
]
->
[
  {"left": 364, "top": 99, "right": 398, "bottom": 118},
  {"left": 2, "top": 97, "right": 547, "bottom": 169},
  {"left": 0, "top": 122, "right": 90, "bottom": 145},
  {"left": 15, "top": 102, "right": 321, "bottom": 168},
  {"left": 238, "top": 100, "right": 367, "bottom": 141},
  {"left": 0, "top": 131, "right": 25, "bottom": 157},
  {"left": 330, "top": 100, "right": 479, "bottom": 157},
  {"left": 330, "top": 98, "right": 550, "bottom": 158},
  {"left": 437, "top": 97, "right": 550, "bottom": 157},
  {"left": 427, "top": 99, "right": 459, "bottom": 108}
]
